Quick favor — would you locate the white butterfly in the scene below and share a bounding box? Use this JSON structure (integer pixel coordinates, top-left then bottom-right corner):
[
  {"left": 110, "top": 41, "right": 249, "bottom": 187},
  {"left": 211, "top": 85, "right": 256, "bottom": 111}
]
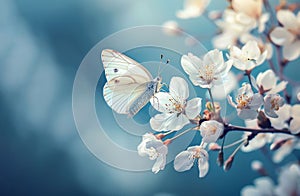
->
[{"left": 102, "top": 49, "right": 162, "bottom": 117}]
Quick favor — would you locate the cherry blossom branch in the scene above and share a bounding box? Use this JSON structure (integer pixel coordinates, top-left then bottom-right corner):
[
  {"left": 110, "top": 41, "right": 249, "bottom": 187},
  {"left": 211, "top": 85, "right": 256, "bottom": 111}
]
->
[
  {"left": 222, "top": 124, "right": 300, "bottom": 138},
  {"left": 267, "top": 50, "right": 300, "bottom": 87},
  {"left": 275, "top": 45, "right": 291, "bottom": 103},
  {"left": 263, "top": 0, "right": 278, "bottom": 26}
]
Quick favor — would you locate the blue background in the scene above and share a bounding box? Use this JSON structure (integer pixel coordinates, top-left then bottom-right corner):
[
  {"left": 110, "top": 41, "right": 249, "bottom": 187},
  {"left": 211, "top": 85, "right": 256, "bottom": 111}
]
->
[{"left": 1, "top": 0, "right": 299, "bottom": 195}]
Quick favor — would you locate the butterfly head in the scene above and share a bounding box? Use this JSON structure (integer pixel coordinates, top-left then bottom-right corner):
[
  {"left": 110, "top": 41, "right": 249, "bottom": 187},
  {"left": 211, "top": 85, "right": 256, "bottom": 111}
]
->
[
  {"left": 154, "top": 76, "right": 162, "bottom": 82},
  {"left": 154, "top": 76, "right": 163, "bottom": 93}
]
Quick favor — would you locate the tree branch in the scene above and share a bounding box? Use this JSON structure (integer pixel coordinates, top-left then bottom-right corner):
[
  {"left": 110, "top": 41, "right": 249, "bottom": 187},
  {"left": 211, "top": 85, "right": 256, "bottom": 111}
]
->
[{"left": 222, "top": 124, "right": 300, "bottom": 138}]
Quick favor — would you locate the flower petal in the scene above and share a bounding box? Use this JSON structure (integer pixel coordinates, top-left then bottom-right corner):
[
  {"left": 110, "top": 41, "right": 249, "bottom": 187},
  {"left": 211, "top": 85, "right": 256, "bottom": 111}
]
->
[
  {"left": 241, "top": 186, "right": 260, "bottom": 196},
  {"left": 258, "top": 13, "right": 270, "bottom": 33},
  {"left": 150, "top": 113, "right": 189, "bottom": 131},
  {"left": 238, "top": 109, "right": 258, "bottom": 120},
  {"left": 269, "top": 104, "right": 291, "bottom": 129},
  {"left": 256, "top": 69, "right": 277, "bottom": 91},
  {"left": 185, "top": 97, "right": 202, "bottom": 119},
  {"left": 181, "top": 53, "right": 201, "bottom": 76},
  {"left": 213, "top": 33, "right": 237, "bottom": 50},
  {"left": 169, "top": 77, "right": 189, "bottom": 101},
  {"left": 277, "top": 9, "right": 298, "bottom": 30},
  {"left": 203, "top": 49, "right": 224, "bottom": 72},
  {"left": 137, "top": 133, "right": 157, "bottom": 157},
  {"left": 255, "top": 49, "right": 267, "bottom": 66},
  {"left": 242, "top": 40, "right": 261, "bottom": 61},
  {"left": 263, "top": 94, "right": 284, "bottom": 118},
  {"left": 267, "top": 81, "right": 288, "bottom": 94},
  {"left": 150, "top": 92, "right": 175, "bottom": 113},
  {"left": 273, "top": 142, "right": 293, "bottom": 163},
  {"left": 227, "top": 95, "right": 237, "bottom": 107},
  {"left": 249, "top": 93, "right": 263, "bottom": 110},
  {"left": 231, "top": 0, "right": 262, "bottom": 18},
  {"left": 174, "top": 150, "right": 194, "bottom": 172},
  {"left": 254, "top": 177, "right": 275, "bottom": 195},
  {"left": 290, "top": 118, "right": 300, "bottom": 134},
  {"left": 291, "top": 104, "right": 300, "bottom": 118},
  {"left": 270, "top": 27, "right": 294, "bottom": 46},
  {"left": 211, "top": 71, "right": 237, "bottom": 100},
  {"left": 198, "top": 149, "right": 209, "bottom": 178},
  {"left": 282, "top": 40, "right": 300, "bottom": 61},
  {"left": 152, "top": 154, "right": 166, "bottom": 173}
]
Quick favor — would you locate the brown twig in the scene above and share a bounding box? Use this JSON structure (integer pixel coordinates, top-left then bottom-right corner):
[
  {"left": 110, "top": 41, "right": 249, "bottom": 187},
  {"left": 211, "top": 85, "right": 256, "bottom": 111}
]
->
[{"left": 222, "top": 124, "right": 300, "bottom": 138}]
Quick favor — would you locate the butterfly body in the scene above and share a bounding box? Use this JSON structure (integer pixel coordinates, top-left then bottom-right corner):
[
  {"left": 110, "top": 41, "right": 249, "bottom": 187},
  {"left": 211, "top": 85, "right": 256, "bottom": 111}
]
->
[
  {"left": 128, "top": 77, "right": 161, "bottom": 116},
  {"left": 101, "top": 49, "right": 162, "bottom": 116}
]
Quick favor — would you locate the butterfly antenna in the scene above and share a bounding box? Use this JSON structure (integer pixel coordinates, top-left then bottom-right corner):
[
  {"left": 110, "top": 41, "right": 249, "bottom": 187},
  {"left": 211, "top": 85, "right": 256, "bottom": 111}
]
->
[
  {"left": 158, "top": 58, "right": 170, "bottom": 77},
  {"left": 157, "top": 54, "right": 164, "bottom": 77}
]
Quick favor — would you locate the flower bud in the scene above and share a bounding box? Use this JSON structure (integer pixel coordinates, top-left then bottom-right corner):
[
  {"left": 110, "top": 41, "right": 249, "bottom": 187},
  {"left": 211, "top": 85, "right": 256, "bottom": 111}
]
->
[
  {"left": 270, "top": 138, "right": 290, "bottom": 151},
  {"left": 224, "top": 156, "right": 234, "bottom": 171},
  {"left": 209, "top": 143, "right": 221, "bottom": 151},
  {"left": 155, "top": 133, "right": 165, "bottom": 140},
  {"left": 217, "top": 151, "right": 224, "bottom": 167},
  {"left": 163, "top": 139, "right": 172, "bottom": 145},
  {"left": 251, "top": 160, "right": 267, "bottom": 176},
  {"left": 251, "top": 160, "right": 262, "bottom": 171}
]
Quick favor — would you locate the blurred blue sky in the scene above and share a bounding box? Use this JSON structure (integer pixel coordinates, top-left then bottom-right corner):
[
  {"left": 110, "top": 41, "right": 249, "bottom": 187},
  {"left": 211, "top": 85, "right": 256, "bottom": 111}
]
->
[{"left": 1, "top": 0, "right": 299, "bottom": 195}]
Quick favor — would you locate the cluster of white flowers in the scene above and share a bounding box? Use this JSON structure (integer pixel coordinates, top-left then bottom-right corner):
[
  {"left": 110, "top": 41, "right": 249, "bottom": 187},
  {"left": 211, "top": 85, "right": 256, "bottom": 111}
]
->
[
  {"left": 135, "top": 0, "right": 300, "bottom": 190},
  {"left": 241, "top": 163, "right": 300, "bottom": 196},
  {"left": 212, "top": 0, "right": 270, "bottom": 50},
  {"left": 138, "top": 74, "right": 224, "bottom": 177}
]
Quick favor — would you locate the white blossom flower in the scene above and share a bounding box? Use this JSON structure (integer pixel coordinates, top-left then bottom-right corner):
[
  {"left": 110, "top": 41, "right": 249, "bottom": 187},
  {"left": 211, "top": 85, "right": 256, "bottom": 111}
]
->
[
  {"left": 269, "top": 104, "right": 291, "bottom": 129},
  {"left": 137, "top": 133, "right": 168, "bottom": 173},
  {"left": 297, "top": 92, "right": 300, "bottom": 101},
  {"left": 181, "top": 49, "right": 232, "bottom": 89},
  {"left": 271, "top": 134, "right": 300, "bottom": 163},
  {"left": 270, "top": 10, "right": 300, "bottom": 61},
  {"left": 242, "top": 133, "right": 274, "bottom": 152},
  {"left": 264, "top": 94, "right": 285, "bottom": 118},
  {"left": 162, "top": 20, "right": 182, "bottom": 36},
  {"left": 231, "top": 0, "right": 263, "bottom": 18},
  {"left": 290, "top": 104, "right": 300, "bottom": 134},
  {"left": 241, "top": 177, "right": 275, "bottom": 196},
  {"left": 257, "top": 13, "right": 270, "bottom": 33},
  {"left": 243, "top": 164, "right": 300, "bottom": 196},
  {"left": 228, "top": 83, "right": 263, "bottom": 120},
  {"left": 231, "top": 0, "right": 270, "bottom": 33},
  {"left": 213, "top": 0, "right": 270, "bottom": 50},
  {"left": 174, "top": 146, "right": 209, "bottom": 178},
  {"left": 275, "top": 164, "right": 300, "bottom": 196},
  {"left": 199, "top": 120, "right": 224, "bottom": 143},
  {"left": 269, "top": 104, "right": 300, "bottom": 134},
  {"left": 240, "top": 34, "right": 273, "bottom": 59},
  {"left": 256, "top": 69, "right": 288, "bottom": 94},
  {"left": 210, "top": 71, "right": 238, "bottom": 100},
  {"left": 176, "top": 0, "right": 210, "bottom": 19},
  {"left": 213, "top": 9, "right": 257, "bottom": 49},
  {"left": 227, "top": 40, "right": 267, "bottom": 71},
  {"left": 150, "top": 77, "right": 202, "bottom": 131},
  {"left": 241, "top": 119, "right": 274, "bottom": 152}
]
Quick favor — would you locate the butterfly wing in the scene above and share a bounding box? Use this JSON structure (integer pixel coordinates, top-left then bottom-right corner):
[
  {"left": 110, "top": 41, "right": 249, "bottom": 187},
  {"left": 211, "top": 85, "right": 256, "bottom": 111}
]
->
[
  {"left": 102, "top": 49, "right": 153, "bottom": 82},
  {"left": 101, "top": 49, "right": 154, "bottom": 114},
  {"left": 103, "top": 78, "right": 149, "bottom": 114}
]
